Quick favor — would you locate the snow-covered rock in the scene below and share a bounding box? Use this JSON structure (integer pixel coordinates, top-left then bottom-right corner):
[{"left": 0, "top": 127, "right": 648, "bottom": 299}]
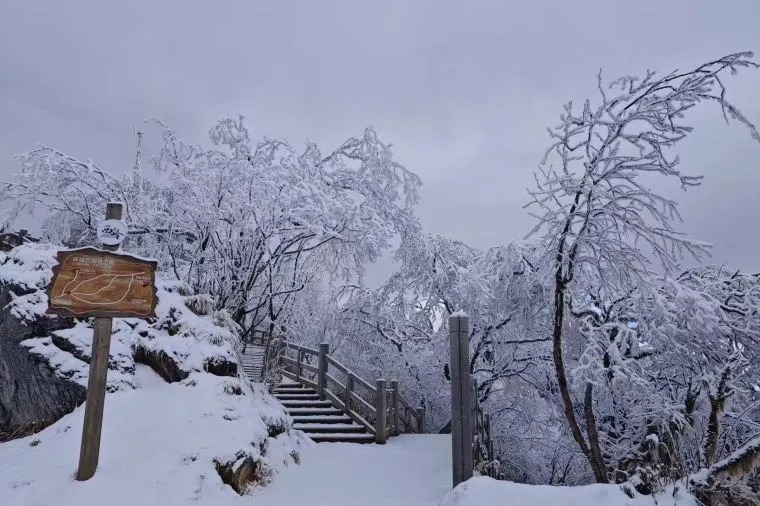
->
[{"left": 0, "top": 244, "right": 83, "bottom": 441}]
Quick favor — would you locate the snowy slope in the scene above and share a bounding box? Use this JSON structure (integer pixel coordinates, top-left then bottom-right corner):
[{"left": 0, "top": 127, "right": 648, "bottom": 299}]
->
[
  {"left": 1, "top": 365, "right": 310, "bottom": 505},
  {"left": 1, "top": 243, "right": 309, "bottom": 501}
]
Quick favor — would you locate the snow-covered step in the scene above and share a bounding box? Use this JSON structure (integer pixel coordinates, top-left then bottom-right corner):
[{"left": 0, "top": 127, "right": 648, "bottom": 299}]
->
[
  {"left": 280, "top": 399, "right": 333, "bottom": 408},
  {"left": 274, "top": 387, "right": 317, "bottom": 395},
  {"left": 287, "top": 407, "right": 345, "bottom": 416},
  {"left": 293, "top": 423, "right": 365, "bottom": 433},
  {"left": 291, "top": 414, "right": 353, "bottom": 424},
  {"left": 240, "top": 343, "right": 266, "bottom": 381},
  {"left": 274, "top": 392, "right": 320, "bottom": 401},
  {"left": 274, "top": 385, "right": 316, "bottom": 392},
  {"left": 277, "top": 379, "right": 375, "bottom": 444},
  {"left": 308, "top": 433, "right": 376, "bottom": 444}
]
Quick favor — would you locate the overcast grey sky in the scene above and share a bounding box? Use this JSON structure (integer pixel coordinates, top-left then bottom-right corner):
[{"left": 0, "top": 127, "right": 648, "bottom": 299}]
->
[{"left": 1, "top": 0, "right": 759, "bottom": 283}]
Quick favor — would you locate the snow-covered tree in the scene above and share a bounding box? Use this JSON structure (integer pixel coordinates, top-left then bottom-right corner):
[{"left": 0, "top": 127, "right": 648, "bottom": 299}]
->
[
  {"left": 0, "top": 117, "right": 422, "bottom": 338},
  {"left": 525, "top": 52, "right": 760, "bottom": 485}
]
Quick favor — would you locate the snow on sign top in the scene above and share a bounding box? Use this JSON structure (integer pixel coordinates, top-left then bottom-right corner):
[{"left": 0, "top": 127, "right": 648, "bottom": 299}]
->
[{"left": 97, "top": 219, "right": 127, "bottom": 246}]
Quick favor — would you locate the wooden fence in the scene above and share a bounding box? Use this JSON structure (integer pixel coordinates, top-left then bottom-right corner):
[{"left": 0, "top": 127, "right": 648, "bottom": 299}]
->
[
  {"left": 242, "top": 329, "right": 269, "bottom": 349},
  {"left": 278, "top": 340, "right": 426, "bottom": 443}
]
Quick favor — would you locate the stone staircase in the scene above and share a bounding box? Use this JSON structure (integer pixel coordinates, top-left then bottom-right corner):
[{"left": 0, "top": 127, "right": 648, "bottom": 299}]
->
[{"left": 273, "top": 381, "right": 375, "bottom": 444}]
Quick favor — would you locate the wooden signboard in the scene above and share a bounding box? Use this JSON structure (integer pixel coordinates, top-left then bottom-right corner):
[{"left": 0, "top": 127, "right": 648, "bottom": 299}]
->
[{"left": 47, "top": 247, "right": 158, "bottom": 319}]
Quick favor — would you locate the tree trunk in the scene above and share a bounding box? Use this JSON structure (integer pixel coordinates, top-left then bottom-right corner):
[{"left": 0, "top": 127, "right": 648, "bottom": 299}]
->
[
  {"left": 704, "top": 367, "right": 732, "bottom": 468},
  {"left": 551, "top": 273, "right": 600, "bottom": 478},
  {"left": 584, "top": 382, "right": 609, "bottom": 483}
]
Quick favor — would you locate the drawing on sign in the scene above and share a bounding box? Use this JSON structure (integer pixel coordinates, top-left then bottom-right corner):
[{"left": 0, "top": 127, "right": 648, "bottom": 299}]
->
[
  {"left": 47, "top": 247, "right": 157, "bottom": 318},
  {"left": 96, "top": 219, "right": 127, "bottom": 246},
  {"left": 52, "top": 270, "right": 149, "bottom": 305}
]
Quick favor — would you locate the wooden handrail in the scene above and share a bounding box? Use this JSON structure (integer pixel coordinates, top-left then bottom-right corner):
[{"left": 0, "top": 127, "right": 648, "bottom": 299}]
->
[
  {"left": 325, "top": 354, "right": 348, "bottom": 375},
  {"left": 277, "top": 339, "right": 426, "bottom": 441},
  {"left": 283, "top": 341, "right": 320, "bottom": 355},
  {"left": 351, "top": 372, "right": 377, "bottom": 394}
]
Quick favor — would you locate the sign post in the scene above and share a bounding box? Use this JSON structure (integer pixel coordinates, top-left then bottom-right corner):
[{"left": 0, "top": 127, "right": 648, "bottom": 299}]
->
[
  {"left": 45, "top": 202, "right": 157, "bottom": 481},
  {"left": 77, "top": 202, "right": 121, "bottom": 481}
]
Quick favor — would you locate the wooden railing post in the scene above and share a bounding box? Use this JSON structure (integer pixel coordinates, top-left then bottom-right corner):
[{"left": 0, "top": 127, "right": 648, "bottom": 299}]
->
[
  {"left": 375, "top": 379, "right": 387, "bottom": 444},
  {"left": 485, "top": 413, "right": 494, "bottom": 477},
  {"left": 295, "top": 348, "right": 303, "bottom": 382},
  {"left": 389, "top": 379, "right": 400, "bottom": 437},
  {"left": 416, "top": 405, "right": 426, "bottom": 433},
  {"left": 317, "top": 343, "right": 329, "bottom": 400},
  {"left": 449, "top": 312, "right": 473, "bottom": 488},
  {"left": 345, "top": 372, "right": 354, "bottom": 414}
]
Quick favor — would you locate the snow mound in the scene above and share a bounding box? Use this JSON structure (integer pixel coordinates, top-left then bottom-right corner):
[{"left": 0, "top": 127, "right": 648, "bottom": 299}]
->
[
  {"left": 0, "top": 366, "right": 311, "bottom": 505},
  {"left": 439, "top": 477, "right": 697, "bottom": 506},
  {"left": 1, "top": 243, "right": 309, "bottom": 498},
  {"left": 0, "top": 242, "right": 58, "bottom": 290}
]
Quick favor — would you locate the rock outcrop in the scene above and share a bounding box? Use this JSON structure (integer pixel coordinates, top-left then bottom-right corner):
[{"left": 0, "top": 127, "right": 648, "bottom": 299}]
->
[
  {"left": 0, "top": 248, "right": 84, "bottom": 441},
  {"left": 214, "top": 453, "right": 264, "bottom": 495}
]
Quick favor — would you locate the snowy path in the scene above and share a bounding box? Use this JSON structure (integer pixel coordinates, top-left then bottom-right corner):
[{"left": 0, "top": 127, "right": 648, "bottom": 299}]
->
[{"left": 249, "top": 435, "right": 452, "bottom": 506}]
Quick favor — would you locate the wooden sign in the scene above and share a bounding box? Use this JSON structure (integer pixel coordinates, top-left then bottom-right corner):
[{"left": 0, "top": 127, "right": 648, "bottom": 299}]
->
[{"left": 47, "top": 247, "right": 158, "bottom": 319}]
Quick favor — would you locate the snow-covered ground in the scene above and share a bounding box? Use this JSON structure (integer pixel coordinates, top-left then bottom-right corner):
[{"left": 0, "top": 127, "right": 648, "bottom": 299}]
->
[
  {"left": 442, "top": 477, "right": 697, "bottom": 506},
  {"left": 253, "top": 434, "right": 452, "bottom": 506},
  {"left": 257, "top": 437, "right": 697, "bottom": 506},
  {"left": 0, "top": 364, "right": 695, "bottom": 506}
]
